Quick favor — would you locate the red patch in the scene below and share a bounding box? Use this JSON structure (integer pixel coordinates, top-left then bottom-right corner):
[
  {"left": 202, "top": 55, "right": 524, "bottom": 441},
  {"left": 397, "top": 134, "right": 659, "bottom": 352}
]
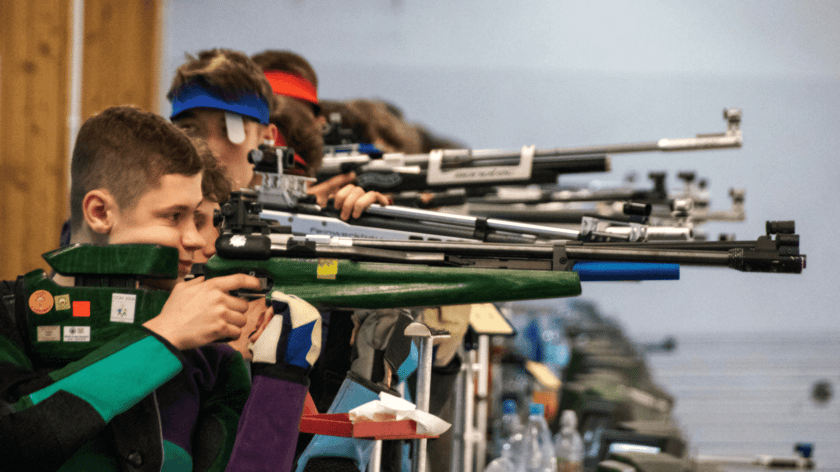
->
[{"left": 73, "top": 301, "right": 91, "bottom": 317}]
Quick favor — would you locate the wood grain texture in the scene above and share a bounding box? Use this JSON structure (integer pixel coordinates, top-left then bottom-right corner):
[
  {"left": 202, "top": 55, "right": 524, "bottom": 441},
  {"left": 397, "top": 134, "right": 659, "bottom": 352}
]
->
[
  {"left": 0, "top": 0, "right": 72, "bottom": 279},
  {"left": 81, "top": 0, "right": 161, "bottom": 118},
  {"left": 0, "top": 0, "right": 162, "bottom": 280}
]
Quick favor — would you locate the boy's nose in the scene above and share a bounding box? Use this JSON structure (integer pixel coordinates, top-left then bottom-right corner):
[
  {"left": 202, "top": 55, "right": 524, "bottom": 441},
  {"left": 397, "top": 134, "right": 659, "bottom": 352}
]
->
[{"left": 182, "top": 221, "right": 206, "bottom": 251}]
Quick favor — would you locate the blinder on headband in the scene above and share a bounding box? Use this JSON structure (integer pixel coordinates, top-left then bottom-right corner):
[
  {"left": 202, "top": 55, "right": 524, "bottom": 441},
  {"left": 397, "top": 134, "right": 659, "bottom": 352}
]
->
[{"left": 225, "top": 112, "right": 246, "bottom": 144}]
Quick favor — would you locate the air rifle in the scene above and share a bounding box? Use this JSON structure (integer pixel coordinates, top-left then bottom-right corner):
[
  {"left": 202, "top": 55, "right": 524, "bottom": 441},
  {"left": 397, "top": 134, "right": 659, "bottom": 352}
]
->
[
  {"left": 214, "top": 218, "right": 804, "bottom": 275},
  {"left": 243, "top": 180, "right": 698, "bottom": 245},
  {"left": 317, "top": 108, "right": 742, "bottom": 194},
  {"left": 463, "top": 172, "right": 745, "bottom": 231},
  {"left": 464, "top": 188, "right": 745, "bottom": 227},
  {"left": 246, "top": 148, "right": 697, "bottom": 243},
  {"left": 207, "top": 191, "right": 804, "bottom": 307}
]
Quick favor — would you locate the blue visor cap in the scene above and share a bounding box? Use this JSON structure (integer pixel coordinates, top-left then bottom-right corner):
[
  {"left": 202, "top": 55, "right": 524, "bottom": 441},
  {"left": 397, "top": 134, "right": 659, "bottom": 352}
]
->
[{"left": 169, "top": 82, "right": 270, "bottom": 125}]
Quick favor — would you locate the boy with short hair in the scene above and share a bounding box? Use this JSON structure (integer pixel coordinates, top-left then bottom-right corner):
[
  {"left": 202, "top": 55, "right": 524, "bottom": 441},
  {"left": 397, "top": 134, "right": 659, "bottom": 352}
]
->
[
  {"left": 168, "top": 48, "right": 279, "bottom": 191},
  {"left": 169, "top": 48, "right": 387, "bottom": 221},
  {"left": 0, "top": 106, "right": 318, "bottom": 471}
]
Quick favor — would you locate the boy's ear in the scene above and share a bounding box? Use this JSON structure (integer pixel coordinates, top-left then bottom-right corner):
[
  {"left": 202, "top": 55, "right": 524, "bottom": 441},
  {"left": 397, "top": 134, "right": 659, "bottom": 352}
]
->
[
  {"left": 82, "top": 189, "right": 118, "bottom": 235},
  {"left": 266, "top": 123, "right": 280, "bottom": 145}
]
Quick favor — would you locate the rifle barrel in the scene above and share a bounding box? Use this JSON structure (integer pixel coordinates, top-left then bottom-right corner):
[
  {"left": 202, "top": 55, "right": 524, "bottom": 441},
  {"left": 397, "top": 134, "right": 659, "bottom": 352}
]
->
[{"left": 364, "top": 205, "right": 582, "bottom": 240}]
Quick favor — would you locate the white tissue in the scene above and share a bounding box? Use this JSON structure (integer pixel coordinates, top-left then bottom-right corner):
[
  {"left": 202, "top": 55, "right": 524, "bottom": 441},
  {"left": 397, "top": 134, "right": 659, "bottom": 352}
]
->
[{"left": 348, "top": 392, "right": 451, "bottom": 436}]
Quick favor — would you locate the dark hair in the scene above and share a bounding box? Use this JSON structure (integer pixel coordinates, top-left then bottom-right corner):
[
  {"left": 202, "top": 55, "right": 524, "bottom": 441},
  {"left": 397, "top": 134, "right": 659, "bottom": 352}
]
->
[
  {"left": 269, "top": 97, "right": 324, "bottom": 176},
  {"left": 415, "top": 124, "right": 467, "bottom": 152},
  {"left": 167, "top": 48, "right": 276, "bottom": 116},
  {"left": 70, "top": 106, "right": 202, "bottom": 232},
  {"left": 320, "top": 99, "right": 423, "bottom": 153}
]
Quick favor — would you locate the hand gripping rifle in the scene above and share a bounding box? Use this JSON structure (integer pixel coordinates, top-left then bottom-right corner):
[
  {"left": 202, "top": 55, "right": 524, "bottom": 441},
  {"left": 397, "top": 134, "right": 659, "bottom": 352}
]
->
[
  {"left": 216, "top": 213, "right": 805, "bottom": 277},
  {"left": 206, "top": 192, "right": 803, "bottom": 304},
  {"left": 317, "top": 108, "right": 742, "bottom": 194},
  {"left": 20, "top": 214, "right": 801, "bottom": 364},
  {"left": 247, "top": 147, "right": 697, "bottom": 243}
]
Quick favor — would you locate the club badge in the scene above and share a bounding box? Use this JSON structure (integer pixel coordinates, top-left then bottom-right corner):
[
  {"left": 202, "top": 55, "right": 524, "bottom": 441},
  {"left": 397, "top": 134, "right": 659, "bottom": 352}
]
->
[
  {"left": 55, "top": 294, "right": 71, "bottom": 311},
  {"left": 29, "top": 290, "right": 54, "bottom": 315}
]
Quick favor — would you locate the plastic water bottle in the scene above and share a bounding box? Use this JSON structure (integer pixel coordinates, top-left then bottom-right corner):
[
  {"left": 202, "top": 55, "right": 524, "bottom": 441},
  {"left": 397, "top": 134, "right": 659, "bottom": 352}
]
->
[
  {"left": 541, "top": 319, "right": 571, "bottom": 379},
  {"left": 483, "top": 456, "right": 516, "bottom": 472},
  {"left": 517, "top": 403, "right": 557, "bottom": 472},
  {"left": 554, "top": 410, "right": 584, "bottom": 472},
  {"left": 494, "top": 399, "right": 523, "bottom": 458}
]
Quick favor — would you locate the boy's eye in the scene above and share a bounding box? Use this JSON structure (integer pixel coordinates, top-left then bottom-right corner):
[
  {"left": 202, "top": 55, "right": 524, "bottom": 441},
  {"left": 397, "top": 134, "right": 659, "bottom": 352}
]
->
[
  {"left": 194, "top": 213, "right": 207, "bottom": 229},
  {"left": 175, "top": 119, "right": 203, "bottom": 137}
]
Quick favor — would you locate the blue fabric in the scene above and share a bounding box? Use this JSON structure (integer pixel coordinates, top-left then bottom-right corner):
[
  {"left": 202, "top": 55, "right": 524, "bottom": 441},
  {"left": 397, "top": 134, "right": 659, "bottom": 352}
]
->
[
  {"left": 295, "top": 377, "right": 379, "bottom": 472},
  {"left": 286, "top": 320, "right": 317, "bottom": 370},
  {"left": 573, "top": 261, "right": 680, "bottom": 281},
  {"left": 357, "top": 143, "right": 383, "bottom": 155},
  {"left": 396, "top": 340, "right": 418, "bottom": 384},
  {"left": 169, "top": 82, "right": 270, "bottom": 125}
]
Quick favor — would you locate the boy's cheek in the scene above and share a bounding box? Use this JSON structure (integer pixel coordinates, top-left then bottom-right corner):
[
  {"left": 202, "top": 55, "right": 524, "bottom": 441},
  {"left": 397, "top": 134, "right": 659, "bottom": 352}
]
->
[{"left": 110, "top": 225, "right": 181, "bottom": 247}]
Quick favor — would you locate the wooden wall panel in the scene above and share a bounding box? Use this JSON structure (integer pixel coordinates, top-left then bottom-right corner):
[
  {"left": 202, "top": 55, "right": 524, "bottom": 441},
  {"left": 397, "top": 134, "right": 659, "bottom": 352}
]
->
[
  {"left": 0, "top": 0, "right": 162, "bottom": 280},
  {"left": 82, "top": 0, "right": 161, "bottom": 117},
  {"left": 0, "top": 0, "right": 72, "bottom": 280}
]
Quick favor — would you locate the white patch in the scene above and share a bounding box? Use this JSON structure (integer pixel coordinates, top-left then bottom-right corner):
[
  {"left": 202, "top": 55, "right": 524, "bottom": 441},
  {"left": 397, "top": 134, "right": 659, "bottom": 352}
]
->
[
  {"left": 110, "top": 293, "right": 137, "bottom": 323},
  {"left": 64, "top": 326, "right": 91, "bottom": 342},
  {"left": 230, "top": 234, "right": 247, "bottom": 247},
  {"left": 37, "top": 326, "right": 61, "bottom": 342},
  {"left": 225, "top": 112, "right": 246, "bottom": 144}
]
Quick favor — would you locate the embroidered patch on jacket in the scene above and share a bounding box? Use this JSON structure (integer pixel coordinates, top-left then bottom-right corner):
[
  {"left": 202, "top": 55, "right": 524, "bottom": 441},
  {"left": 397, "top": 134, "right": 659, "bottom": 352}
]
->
[
  {"left": 73, "top": 301, "right": 91, "bottom": 318},
  {"left": 110, "top": 293, "right": 137, "bottom": 323},
  {"left": 64, "top": 326, "right": 91, "bottom": 342},
  {"left": 55, "top": 294, "right": 71, "bottom": 311},
  {"left": 29, "top": 290, "right": 54, "bottom": 315},
  {"left": 37, "top": 326, "right": 61, "bottom": 342}
]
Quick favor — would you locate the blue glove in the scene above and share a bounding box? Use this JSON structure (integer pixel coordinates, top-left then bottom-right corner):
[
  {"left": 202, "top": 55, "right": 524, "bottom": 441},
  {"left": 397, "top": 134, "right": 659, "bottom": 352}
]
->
[{"left": 250, "top": 291, "right": 322, "bottom": 371}]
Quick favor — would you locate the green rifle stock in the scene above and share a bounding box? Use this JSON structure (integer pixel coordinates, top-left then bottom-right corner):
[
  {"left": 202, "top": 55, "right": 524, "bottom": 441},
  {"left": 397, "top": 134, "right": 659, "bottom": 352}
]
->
[{"left": 23, "top": 243, "right": 580, "bottom": 362}]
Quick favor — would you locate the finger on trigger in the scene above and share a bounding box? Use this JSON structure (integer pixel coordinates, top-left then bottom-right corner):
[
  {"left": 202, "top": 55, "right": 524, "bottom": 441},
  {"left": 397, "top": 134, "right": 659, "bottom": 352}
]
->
[{"left": 210, "top": 273, "right": 261, "bottom": 293}]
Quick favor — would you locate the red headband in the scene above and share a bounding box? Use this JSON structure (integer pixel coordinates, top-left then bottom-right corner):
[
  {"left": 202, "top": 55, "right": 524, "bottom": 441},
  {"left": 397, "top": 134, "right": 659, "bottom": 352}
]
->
[{"left": 264, "top": 70, "right": 318, "bottom": 105}]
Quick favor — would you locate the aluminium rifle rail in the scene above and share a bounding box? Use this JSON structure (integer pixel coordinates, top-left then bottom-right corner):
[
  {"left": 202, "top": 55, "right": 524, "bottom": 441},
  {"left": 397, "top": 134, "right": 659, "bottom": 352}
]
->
[
  {"left": 317, "top": 108, "right": 742, "bottom": 193},
  {"left": 216, "top": 192, "right": 804, "bottom": 275}
]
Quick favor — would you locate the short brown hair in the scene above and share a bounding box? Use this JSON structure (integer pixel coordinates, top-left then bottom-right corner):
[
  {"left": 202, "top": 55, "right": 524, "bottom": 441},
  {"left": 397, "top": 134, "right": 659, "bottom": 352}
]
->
[
  {"left": 191, "top": 135, "right": 232, "bottom": 203},
  {"left": 269, "top": 97, "right": 324, "bottom": 176},
  {"left": 320, "top": 99, "right": 423, "bottom": 154},
  {"left": 70, "top": 106, "right": 202, "bottom": 232},
  {"left": 167, "top": 48, "right": 277, "bottom": 119}
]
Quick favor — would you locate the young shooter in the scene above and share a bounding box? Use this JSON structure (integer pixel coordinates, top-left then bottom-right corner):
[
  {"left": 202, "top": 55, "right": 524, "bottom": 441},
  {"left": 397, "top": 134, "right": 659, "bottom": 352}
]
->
[
  {"left": 169, "top": 48, "right": 387, "bottom": 221},
  {"left": 0, "top": 106, "right": 319, "bottom": 471}
]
